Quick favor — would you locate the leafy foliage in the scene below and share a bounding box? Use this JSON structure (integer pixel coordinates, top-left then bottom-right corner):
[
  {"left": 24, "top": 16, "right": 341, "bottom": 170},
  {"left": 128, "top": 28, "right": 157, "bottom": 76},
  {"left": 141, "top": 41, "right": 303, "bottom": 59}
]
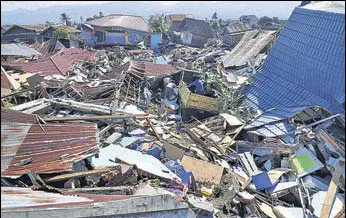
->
[
  {"left": 258, "top": 16, "right": 273, "bottom": 26},
  {"left": 53, "top": 28, "right": 69, "bottom": 39},
  {"left": 148, "top": 14, "right": 172, "bottom": 40},
  {"left": 60, "top": 13, "right": 71, "bottom": 26}
]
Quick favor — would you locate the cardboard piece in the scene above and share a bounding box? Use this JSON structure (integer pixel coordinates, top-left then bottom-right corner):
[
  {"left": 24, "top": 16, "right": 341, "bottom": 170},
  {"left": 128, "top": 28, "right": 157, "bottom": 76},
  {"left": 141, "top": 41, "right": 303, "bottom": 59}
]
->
[{"left": 180, "top": 155, "right": 223, "bottom": 185}]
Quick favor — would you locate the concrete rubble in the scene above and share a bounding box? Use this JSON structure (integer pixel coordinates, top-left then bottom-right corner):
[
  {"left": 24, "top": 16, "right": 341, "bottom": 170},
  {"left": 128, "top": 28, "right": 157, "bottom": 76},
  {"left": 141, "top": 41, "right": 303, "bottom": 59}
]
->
[{"left": 1, "top": 2, "right": 345, "bottom": 218}]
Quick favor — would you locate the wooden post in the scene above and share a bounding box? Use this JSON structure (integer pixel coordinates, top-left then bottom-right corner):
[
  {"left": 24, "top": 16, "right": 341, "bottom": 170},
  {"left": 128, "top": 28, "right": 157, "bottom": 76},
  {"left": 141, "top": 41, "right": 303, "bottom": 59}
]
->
[{"left": 319, "top": 160, "right": 344, "bottom": 218}]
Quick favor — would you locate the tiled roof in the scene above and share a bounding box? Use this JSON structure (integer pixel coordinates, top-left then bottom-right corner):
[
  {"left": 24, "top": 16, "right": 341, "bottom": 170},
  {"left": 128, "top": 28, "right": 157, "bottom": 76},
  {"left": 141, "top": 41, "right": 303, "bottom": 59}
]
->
[
  {"left": 180, "top": 18, "right": 214, "bottom": 38},
  {"left": 2, "top": 48, "right": 97, "bottom": 76},
  {"left": 245, "top": 6, "right": 345, "bottom": 114},
  {"left": 130, "top": 60, "right": 181, "bottom": 77},
  {"left": 86, "top": 14, "right": 152, "bottom": 32}
]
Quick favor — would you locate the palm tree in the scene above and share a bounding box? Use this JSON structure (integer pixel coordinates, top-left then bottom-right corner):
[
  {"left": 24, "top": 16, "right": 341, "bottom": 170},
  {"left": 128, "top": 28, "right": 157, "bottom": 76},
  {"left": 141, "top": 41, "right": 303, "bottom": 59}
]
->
[{"left": 60, "top": 13, "right": 71, "bottom": 26}]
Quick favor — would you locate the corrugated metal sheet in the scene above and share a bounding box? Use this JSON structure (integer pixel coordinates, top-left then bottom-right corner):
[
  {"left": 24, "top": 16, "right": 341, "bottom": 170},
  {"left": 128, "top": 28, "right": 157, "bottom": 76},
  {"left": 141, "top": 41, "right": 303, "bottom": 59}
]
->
[
  {"left": 245, "top": 106, "right": 310, "bottom": 129},
  {"left": 2, "top": 48, "right": 97, "bottom": 76},
  {"left": 1, "top": 108, "right": 39, "bottom": 124},
  {"left": 1, "top": 121, "right": 99, "bottom": 178},
  {"left": 1, "top": 123, "right": 31, "bottom": 173},
  {"left": 223, "top": 30, "right": 275, "bottom": 68},
  {"left": 130, "top": 60, "right": 181, "bottom": 77},
  {"left": 1, "top": 43, "right": 42, "bottom": 57},
  {"left": 86, "top": 14, "right": 152, "bottom": 33},
  {"left": 245, "top": 6, "right": 345, "bottom": 115},
  {"left": 1, "top": 187, "right": 135, "bottom": 210},
  {"left": 1, "top": 187, "right": 93, "bottom": 209},
  {"left": 226, "top": 22, "right": 252, "bottom": 34},
  {"left": 248, "top": 121, "right": 296, "bottom": 138}
]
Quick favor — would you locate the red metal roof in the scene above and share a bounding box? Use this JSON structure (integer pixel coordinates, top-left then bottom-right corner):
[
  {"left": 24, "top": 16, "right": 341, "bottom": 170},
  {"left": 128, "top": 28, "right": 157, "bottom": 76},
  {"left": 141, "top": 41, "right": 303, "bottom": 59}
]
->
[
  {"left": 2, "top": 48, "right": 97, "bottom": 76},
  {"left": 1, "top": 71, "right": 13, "bottom": 89},
  {"left": 1, "top": 121, "right": 99, "bottom": 178},
  {"left": 130, "top": 61, "right": 181, "bottom": 77},
  {"left": 1, "top": 107, "right": 39, "bottom": 124}
]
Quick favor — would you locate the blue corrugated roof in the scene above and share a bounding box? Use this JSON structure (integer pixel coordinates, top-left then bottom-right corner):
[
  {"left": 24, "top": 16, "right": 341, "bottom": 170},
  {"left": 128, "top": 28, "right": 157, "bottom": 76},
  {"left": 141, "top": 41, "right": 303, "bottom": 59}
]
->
[
  {"left": 248, "top": 121, "right": 297, "bottom": 138},
  {"left": 245, "top": 6, "right": 345, "bottom": 115}
]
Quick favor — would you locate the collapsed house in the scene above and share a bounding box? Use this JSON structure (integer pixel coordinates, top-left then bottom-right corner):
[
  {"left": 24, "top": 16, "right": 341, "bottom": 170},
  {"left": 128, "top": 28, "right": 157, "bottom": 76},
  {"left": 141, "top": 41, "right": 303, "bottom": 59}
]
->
[
  {"left": 222, "top": 21, "right": 253, "bottom": 46},
  {"left": 1, "top": 1, "right": 345, "bottom": 218}
]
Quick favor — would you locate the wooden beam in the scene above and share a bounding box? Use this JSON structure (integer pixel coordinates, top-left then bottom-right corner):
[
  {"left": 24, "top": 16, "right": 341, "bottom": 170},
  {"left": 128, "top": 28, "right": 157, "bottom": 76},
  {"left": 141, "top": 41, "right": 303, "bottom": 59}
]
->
[
  {"left": 43, "top": 114, "right": 157, "bottom": 121},
  {"left": 319, "top": 160, "right": 344, "bottom": 218},
  {"left": 45, "top": 168, "right": 111, "bottom": 182}
]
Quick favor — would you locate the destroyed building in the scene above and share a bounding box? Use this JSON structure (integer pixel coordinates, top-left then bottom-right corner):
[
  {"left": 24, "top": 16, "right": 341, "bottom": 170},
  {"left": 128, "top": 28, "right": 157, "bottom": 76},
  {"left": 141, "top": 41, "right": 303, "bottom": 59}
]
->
[{"left": 1, "top": 1, "right": 345, "bottom": 218}]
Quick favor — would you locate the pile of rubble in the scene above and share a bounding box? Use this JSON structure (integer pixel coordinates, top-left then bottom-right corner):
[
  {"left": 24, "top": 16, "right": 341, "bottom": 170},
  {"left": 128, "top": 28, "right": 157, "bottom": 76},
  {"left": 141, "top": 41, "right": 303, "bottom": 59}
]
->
[{"left": 1, "top": 3, "right": 345, "bottom": 217}]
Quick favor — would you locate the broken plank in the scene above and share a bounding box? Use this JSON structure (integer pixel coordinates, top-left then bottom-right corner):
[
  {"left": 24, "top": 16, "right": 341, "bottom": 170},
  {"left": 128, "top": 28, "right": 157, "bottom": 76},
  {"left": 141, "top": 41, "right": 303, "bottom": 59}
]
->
[
  {"left": 238, "top": 153, "right": 255, "bottom": 176},
  {"left": 319, "top": 160, "right": 345, "bottom": 218},
  {"left": 45, "top": 168, "right": 111, "bottom": 182},
  {"left": 43, "top": 114, "right": 157, "bottom": 121}
]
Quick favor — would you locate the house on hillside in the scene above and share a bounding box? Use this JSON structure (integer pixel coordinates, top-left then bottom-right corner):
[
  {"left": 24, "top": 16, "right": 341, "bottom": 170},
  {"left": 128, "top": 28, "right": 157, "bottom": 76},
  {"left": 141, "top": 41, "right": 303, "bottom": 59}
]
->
[
  {"left": 40, "top": 25, "right": 81, "bottom": 42},
  {"left": 178, "top": 18, "right": 215, "bottom": 48},
  {"left": 82, "top": 14, "right": 153, "bottom": 47},
  {"left": 1, "top": 25, "right": 47, "bottom": 44},
  {"left": 239, "top": 15, "right": 259, "bottom": 28},
  {"left": 222, "top": 21, "right": 253, "bottom": 46}
]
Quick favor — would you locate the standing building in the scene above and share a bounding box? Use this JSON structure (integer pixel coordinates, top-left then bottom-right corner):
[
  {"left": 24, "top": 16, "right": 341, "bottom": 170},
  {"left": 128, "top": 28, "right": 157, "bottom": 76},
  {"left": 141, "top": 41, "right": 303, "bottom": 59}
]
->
[
  {"left": 82, "top": 14, "right": 152, "bottom": 47},
  {"left": 1, "top": 25, "right": 47, "bottom": 44}
]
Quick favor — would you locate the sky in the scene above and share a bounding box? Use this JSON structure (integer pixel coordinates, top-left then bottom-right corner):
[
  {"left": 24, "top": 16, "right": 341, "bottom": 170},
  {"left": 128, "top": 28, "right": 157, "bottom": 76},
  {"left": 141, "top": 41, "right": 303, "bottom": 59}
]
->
[
  {"left": 1, "top": 1, "right": 345, "bottom": 25},
  {"left": 1, "top": 1, "right": 180, "bottom": 11},
  {"left": 1, "top": 1, "right": 298, "bottom": 12}
]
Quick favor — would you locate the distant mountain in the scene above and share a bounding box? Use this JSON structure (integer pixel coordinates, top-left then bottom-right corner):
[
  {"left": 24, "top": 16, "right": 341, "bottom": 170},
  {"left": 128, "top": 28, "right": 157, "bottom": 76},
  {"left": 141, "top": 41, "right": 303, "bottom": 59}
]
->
[{"left": 1, "top": 1, "right": 300, "bottom": 25}]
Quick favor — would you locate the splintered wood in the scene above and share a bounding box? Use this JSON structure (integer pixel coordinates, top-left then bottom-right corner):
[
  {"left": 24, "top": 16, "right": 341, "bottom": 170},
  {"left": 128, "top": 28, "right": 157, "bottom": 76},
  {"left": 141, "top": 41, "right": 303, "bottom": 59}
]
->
[{"left": 180, "top": 155, "right": 223, "bottom": 185}]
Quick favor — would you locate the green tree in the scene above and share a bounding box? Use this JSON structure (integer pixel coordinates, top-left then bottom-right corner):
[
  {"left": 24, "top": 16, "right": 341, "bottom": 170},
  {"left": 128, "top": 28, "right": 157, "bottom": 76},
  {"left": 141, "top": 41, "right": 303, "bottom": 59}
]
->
[
  {"left": 148, "top": 14, "right": 172, "bottom": 40},
  {"left": 273, "top": 17, "right": 279, "bottom": 24},
  {"left": 212, "top": 12, "right": 218, "bottom": 20},
  {"left": 218, "top": 18, "right": 225, "bottom": 28},
  {"left": 258, "top": 16, "right": 273, "bottom": 26},
  {"left": 99, "top": 12, "right": 104, "bottom": 17},
  {"left": 60, "top": 13, "right": 71, "bottom": 26},
  {"left": 54, "top": 28, "right": 69, "bottom": 39}
]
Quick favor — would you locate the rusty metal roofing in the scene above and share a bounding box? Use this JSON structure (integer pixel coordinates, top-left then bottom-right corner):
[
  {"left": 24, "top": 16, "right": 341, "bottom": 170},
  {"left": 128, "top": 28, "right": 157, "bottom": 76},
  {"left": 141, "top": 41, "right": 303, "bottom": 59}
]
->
[
  {"left": 1, "top": 121, "right": 99, "bottom": 178},
  {"left": 130, "top": 60, "right": 181, "bottom": 77},
  {"left": 1, "top": 107, "right": 39, "bottom": 124},
  {"left": 2, "top": 48, "right": 97, "bottom": 76}
]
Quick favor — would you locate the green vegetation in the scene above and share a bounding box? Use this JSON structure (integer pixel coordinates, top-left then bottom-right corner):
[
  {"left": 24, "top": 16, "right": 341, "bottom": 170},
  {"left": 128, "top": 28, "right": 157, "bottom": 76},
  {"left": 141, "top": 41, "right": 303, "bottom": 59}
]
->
[
  {"left": 53, "top": 28, "right": 69, "bottom": 39},
  {"left": 148, "top": 14, "right": 172, "bottom": 40},
  {"left": 60, "top": 13, "right": 72, "bottom": 26}
]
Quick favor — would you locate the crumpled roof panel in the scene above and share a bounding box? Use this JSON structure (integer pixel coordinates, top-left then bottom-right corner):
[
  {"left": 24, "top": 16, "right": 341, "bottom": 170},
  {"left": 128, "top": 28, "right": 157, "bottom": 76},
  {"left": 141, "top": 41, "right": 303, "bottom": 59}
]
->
[{"left": 245, "top": 6, "right": 345, "bottom": 114}]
